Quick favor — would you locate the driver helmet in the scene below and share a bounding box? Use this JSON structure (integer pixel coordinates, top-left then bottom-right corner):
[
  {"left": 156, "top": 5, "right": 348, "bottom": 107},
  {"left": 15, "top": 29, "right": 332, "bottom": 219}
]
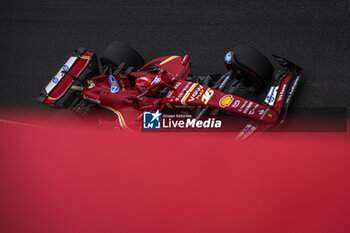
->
[{"left": 135, "top": 76, "right": 153, "bottom": 92}]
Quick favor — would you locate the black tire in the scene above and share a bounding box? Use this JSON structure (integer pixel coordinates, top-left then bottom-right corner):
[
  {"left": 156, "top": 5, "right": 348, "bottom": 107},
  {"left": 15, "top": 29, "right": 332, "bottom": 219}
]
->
[
  {"left": 101, "top": 41, "right": 145, "bottom": 69},
  {"left": 230, "top": 45, "right": 273, "bottom": 88}
]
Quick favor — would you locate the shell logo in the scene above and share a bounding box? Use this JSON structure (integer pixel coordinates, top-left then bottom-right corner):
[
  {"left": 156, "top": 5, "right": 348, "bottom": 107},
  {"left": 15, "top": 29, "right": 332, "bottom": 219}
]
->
[{"left": 219, "top": 95, "right": 234, "bottom": 107}]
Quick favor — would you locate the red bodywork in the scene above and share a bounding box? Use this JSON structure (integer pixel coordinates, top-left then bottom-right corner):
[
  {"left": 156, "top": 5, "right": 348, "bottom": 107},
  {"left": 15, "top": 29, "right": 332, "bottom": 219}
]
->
[
  {"left": 43, "top": 52, "right": 295, "bottom": 130},
  {"left": 80, "top": 55, "right": 285, "bottom": 130}
]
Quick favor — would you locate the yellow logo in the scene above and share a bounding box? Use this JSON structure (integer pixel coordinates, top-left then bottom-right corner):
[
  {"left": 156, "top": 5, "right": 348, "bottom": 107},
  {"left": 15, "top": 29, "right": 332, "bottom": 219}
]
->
[
  {"left": 219, "top": 95, "right": 233, "bottom": 107},
  {"left": 165, "top": 103, "right": 173, "bottom": 109}
]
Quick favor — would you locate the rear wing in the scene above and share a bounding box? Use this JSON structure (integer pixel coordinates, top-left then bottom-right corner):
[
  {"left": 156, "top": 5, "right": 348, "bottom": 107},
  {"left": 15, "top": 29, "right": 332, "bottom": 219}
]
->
[{"left": 37, "top": 47, "right": 98, "bottom": 107}]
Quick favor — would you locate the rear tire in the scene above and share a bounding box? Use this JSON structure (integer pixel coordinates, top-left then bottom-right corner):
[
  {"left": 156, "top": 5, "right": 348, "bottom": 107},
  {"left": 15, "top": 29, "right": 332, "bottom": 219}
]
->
[{"left": 101, "top": 41, "right": 145, "bottom": 70}]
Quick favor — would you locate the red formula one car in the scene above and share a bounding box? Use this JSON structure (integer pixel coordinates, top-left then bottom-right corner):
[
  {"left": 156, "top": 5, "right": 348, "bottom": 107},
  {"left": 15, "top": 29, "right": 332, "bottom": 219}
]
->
[{"left": 38, "top": 41, "right": 302, "bottom": 136}]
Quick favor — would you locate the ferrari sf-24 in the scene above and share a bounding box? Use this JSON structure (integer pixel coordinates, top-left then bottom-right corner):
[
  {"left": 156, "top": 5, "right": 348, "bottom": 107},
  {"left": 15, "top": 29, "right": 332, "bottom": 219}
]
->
[{"left": 37, "top": 41, "right": 302, "bottom": 136}]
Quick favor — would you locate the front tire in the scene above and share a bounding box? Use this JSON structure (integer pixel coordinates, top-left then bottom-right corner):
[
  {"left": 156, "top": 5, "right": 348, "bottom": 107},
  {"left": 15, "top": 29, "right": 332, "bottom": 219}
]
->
[{"left": 227, "top": 45, "right": 273, "bottom": 88}]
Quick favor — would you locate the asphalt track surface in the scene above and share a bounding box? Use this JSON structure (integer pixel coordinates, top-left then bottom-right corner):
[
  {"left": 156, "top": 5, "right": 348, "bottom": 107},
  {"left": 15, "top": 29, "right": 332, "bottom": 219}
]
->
[{"left": 0, "top": 0, "right": 349, "bottom": 122}]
